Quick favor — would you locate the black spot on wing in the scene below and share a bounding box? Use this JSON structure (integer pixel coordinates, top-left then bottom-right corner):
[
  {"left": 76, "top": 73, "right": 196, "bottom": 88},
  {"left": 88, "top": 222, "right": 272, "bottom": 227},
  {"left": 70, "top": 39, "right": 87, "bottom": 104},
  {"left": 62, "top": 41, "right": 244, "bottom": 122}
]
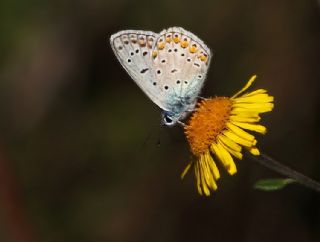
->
[
  {"left": 140, "top": 68, "right": 149, "bottom": 74},
  {"left": 171, "top": 69, "right": 178, "bottom": 73}
]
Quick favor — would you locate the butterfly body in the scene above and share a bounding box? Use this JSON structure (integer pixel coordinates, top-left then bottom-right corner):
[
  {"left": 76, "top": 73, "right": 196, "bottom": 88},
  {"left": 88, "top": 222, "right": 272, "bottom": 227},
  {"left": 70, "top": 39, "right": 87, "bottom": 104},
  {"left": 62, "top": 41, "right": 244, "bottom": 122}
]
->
[{"left": 110, "top": 27, "right": 211, "bottom": 126}]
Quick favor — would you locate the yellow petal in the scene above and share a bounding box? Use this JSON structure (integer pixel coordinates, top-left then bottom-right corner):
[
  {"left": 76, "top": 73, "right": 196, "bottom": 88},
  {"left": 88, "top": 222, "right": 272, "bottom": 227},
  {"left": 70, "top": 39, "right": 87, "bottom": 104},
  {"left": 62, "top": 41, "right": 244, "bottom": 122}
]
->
[
  {"left": 230, "top": 110, "right": 261, "bottom": 117},
  {"left": 233, "top": 94, "right": 274, "bottom": 103},
  {"left": 231, "top": 75, "right": 257, "bottom": 99},
  {"left": 226, "top": 122, "right": 255, "bottom": 141},
  {"left": 200, "top": 156, "right": 211, "bottom": 184},
  {"left": 231, "top": 121, "right": 267, "bottom": 134},
  {"left": 218, "top": 139, "right": 243, "bottom": 160},
  {"left": 200, "top": 154, "right": 218, "bottom": 190},
  {"left": 233, "top": 102, "right": 274, "bottom": 110},
  {"left": 217, "top": 134, "right": 242, "bottom": 152},
  {"left": 209, "top": 160, "right": 220, "bottom": 181},
  {"left": 181, "top": 162, "right": 192, "bottom": 179},
  {"left": 211, "top": 143, "right": 237, "bottom": 175},
  {"left": 231, "top": 105, "right": 273, "bottom": 113},
  {"left": 195, "top": 161, "right": 202, "bottom": 195},
  {"left": 248, "top": 147, "right": 260, "bottom": 155},
  {"left": 230, "top": 115, "right": 261, "bottom": 123},
  {"left": 204, "top": 151, "right": 220, "bottom": 180},
  {"left": 199, "top": 165, "right": 211, "bottom": 196},
  {"left": 253, "top": 139, "right": 257, "bottom": 146},
  {"left": 223, "top": 130, "right": 253, "bottom": 147},
  {"left": 241, "top": 89, "right": 267, "bottom": 97}
]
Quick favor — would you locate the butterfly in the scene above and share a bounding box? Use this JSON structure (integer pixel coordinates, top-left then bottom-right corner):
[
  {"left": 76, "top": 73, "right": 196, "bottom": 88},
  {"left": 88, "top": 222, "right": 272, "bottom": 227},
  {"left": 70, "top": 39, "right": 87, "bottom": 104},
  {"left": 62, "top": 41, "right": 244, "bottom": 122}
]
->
[{"left": 110, "top": 27, "right": 211, "bottom": 126}]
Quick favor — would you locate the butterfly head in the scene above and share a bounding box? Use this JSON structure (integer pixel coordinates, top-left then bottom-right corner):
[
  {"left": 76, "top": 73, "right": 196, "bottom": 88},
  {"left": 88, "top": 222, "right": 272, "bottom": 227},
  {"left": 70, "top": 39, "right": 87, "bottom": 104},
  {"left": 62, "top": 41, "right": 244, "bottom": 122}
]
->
[
  {"left": 161, "top": 110, "right": 190, "bottom": 126},
  {"left": 162, "top": 111, "right": 178, "bottom": 126}
]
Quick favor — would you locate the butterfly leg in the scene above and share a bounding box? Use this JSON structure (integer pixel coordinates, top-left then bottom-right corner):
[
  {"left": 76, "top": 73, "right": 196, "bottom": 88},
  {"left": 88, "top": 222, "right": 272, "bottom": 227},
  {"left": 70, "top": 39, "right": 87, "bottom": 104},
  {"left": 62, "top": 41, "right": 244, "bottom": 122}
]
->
[
  {"left": 197, "top": 96, "right": 209, "bottom": 100},
  {"left": 177, "top": 120, "right": 186, "bottom": 127}
]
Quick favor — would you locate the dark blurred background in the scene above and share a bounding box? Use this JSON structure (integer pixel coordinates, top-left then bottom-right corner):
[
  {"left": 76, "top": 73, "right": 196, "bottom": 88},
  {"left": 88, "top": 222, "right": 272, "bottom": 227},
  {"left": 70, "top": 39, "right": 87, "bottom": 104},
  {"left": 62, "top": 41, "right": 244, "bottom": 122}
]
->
[{"left": 0, "top": 0, "right": 319, "bottom": 241}]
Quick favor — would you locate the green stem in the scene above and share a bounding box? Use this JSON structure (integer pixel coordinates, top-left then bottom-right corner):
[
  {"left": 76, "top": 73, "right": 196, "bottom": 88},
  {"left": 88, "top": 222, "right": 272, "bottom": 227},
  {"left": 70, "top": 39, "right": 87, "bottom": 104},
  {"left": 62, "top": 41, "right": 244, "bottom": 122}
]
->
[{"left": 247, "top": 152, "right": 320, "bottom": 193}]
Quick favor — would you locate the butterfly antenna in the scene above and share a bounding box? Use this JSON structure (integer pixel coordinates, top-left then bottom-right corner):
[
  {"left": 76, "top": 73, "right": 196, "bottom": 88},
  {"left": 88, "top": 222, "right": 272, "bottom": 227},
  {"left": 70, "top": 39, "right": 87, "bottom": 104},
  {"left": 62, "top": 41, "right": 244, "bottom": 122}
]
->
[
  {"left": 197, "top": 96, "right": 209, "bottom": 100},
  {"left": 156, "top": 123, "right": 164, "bottom": 147},
  {"left": 142, "top": 122, "right": 161, "bottom": 149},
  {"left": 177, "top": 120, "right": 186, "bottom": 127}
]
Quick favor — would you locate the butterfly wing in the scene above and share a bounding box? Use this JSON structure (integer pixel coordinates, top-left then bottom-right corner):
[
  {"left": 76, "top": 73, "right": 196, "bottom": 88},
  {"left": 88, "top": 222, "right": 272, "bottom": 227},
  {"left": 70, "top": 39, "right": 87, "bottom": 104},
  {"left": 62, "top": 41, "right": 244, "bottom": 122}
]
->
[
  {"left": 110, "top": 30, "right": 170, "bottom": 110},
  {"left": 151, "top": 27, "right": 212, "bottom": 114},
  {"left": 110, "top": 27, "right": 212, "bottom": 117}
]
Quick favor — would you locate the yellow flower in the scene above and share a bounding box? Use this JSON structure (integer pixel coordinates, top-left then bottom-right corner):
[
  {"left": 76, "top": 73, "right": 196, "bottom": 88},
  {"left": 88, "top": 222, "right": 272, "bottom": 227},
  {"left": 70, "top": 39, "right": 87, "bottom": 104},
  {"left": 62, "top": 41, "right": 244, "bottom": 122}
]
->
[{"left": 182, "top": 75, "right": 274, "bottom": 196}]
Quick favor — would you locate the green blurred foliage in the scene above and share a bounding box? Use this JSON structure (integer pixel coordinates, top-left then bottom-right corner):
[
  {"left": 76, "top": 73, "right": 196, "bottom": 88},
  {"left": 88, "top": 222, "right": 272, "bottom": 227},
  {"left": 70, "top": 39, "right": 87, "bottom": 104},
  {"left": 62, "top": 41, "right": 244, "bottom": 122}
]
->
[{"left": 254, "top": 178, "right": 296, "bottom": 191}]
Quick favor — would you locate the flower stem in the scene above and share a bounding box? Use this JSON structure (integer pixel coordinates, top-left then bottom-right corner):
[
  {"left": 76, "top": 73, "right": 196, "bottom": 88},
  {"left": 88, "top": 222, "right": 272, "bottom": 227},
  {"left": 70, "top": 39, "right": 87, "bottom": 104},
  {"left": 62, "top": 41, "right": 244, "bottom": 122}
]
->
[{"left": 246, "top": 152, "right": 320, "bottom": 193}]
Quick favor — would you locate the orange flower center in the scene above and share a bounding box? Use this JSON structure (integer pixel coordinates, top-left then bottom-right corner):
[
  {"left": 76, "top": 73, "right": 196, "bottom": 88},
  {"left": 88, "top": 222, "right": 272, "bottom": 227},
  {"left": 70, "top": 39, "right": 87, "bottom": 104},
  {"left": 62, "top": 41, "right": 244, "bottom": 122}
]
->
[{"left": 184, "top": 97, "right": 233, "bottom": 156}]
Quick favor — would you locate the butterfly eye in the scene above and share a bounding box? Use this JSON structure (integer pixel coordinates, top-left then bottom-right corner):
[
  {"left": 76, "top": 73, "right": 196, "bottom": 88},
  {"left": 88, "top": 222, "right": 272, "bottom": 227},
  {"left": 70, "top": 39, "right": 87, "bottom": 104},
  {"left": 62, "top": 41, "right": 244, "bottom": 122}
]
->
[{"left": 164, "top": 115, "right": 173, "bottom": 124}]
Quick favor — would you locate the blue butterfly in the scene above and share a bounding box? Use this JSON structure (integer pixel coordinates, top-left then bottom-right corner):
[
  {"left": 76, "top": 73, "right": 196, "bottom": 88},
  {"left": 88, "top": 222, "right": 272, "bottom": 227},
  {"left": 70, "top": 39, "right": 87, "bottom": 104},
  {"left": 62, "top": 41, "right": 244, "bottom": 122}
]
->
[{"left": 110, "top": 27, "right": 211, "bottom": 126}]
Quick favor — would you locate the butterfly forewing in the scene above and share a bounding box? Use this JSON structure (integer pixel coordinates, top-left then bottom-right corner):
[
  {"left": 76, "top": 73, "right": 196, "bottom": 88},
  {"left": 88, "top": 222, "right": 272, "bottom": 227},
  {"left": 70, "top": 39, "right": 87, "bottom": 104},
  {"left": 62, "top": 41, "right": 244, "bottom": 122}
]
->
[{"left": 110, "top": 30, "right": 167, "bottom": 109}]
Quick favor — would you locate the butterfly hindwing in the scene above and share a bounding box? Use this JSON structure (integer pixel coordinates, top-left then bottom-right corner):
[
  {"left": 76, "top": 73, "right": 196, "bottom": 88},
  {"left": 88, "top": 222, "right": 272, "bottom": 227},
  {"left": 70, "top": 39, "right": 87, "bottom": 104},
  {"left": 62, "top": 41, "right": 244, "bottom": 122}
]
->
[{"left": 151, "top": 27, "right": 211, "bottom": 112}]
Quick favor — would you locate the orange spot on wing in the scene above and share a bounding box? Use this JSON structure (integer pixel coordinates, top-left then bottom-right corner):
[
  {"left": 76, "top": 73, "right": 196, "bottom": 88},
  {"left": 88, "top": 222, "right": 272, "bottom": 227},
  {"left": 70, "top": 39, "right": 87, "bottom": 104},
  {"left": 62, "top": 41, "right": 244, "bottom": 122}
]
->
[
  {"left": 152, "top": 51, "right": 158, "bottom": 58},
  {"left": 189, "top": 44, "right": 198, "bottom": 53},
  {"left": 180, "top": 40, "right": 189, "bottom": 48},
  {"left": 157, "top": 42, "right": 165, "bottom": 50},
  {"left": 173, "top": 36, "right": 180, "bottom": 43}
]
